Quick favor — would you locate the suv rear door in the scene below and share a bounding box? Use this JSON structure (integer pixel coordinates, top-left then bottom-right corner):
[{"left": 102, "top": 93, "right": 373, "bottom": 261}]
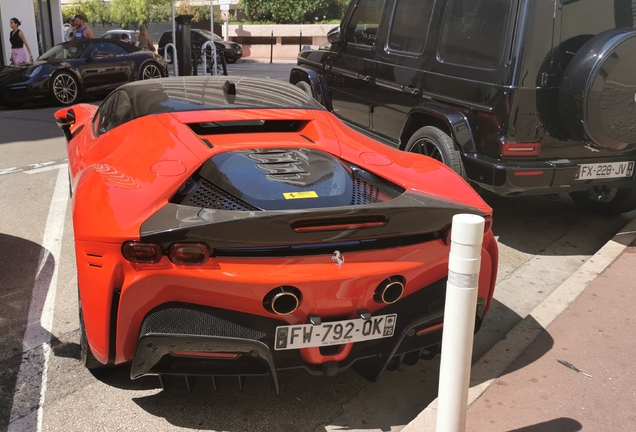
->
[
  {"left": 371, "top": 0, "right": 436, "bottom": 141},
  {"left": 327, "top": 0, "right": 386, "bottom": 128}
]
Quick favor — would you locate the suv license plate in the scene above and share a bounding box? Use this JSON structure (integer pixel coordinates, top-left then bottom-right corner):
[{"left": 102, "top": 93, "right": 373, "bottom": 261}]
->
[
  {"left": 576, "top": 161, "right": 635, "bottom": 180},
  {"left": 274, "top": 314, "right": 397, "bottom": 350}
]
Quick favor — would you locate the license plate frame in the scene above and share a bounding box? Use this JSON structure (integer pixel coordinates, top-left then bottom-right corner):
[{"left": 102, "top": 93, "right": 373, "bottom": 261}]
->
[
  {"left": 576, "top": 161, "right": 635, "bottom": 180},
  {"left": 274, "top": 314, "right": 397, "bottom": 351}
]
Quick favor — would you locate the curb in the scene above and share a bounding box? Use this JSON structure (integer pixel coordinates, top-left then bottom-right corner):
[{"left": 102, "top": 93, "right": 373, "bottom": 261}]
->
[{"left": 402, "top": 217, "right": 636, "bottom": 432}]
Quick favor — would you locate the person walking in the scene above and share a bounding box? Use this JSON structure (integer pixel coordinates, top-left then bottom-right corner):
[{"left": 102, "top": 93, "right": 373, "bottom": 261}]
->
[
  {"left": 8, "top": 18, "right": 34, "bottom": 65},
  {"left": 71, "top": 15, "right": 94, "bottom": 39},
  {"left": 137, "top": 24, "right": 155, "bottom": 52}
]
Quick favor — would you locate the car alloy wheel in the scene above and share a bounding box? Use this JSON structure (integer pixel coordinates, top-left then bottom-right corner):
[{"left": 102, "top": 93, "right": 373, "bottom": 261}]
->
[
  {"left": 141, "top": 63, "right": 162, "bottom": 80},
  {"left": 52, "top": 72, "right": 78, "bottom": 106}
]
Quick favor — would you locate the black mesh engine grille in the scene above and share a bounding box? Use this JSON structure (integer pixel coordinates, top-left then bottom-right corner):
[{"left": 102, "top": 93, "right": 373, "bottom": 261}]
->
[
  {"left": 188, "top": 179, "right": 259, "bottom": 211},
  {"left": 140, "top": 306, "right": 267, "bottom": 341},
  {"left": 351, "top": 176, "right": 381, "bottom": 205}
]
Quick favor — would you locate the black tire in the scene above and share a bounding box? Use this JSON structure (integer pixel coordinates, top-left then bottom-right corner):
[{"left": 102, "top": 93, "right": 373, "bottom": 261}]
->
[
  {"left": 140, "top": 62, "right": 163, "bottom": 80},
  {"left": 569, "top": 186, "right": 636, "bottom": 215},
  {"left": 79, "top": 297, "right": 106, "bottom": 369},
  {"left": 295, "top": 81, "right": 313, "bottom": 97},
  {"left": 405, "top": 126, "right": 465, "bottom": 177},
  {"left": 50, "top": 71, "right": 80, "bottom": 106}
]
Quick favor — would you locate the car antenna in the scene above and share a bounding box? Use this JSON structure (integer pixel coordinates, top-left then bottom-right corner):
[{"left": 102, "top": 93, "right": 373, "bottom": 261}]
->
[{"left": 223, "top": 80, "right": 236, "bottom": 104}]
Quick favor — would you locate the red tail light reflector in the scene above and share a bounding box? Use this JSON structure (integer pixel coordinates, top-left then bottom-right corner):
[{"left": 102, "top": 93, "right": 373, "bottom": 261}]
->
[
  {"left": 122, "top": 242, "right": 162, "bottom": 263},
  {"left": 169, "top": 243, "right": 210, "bottom": 265},
  {"left": 171, "top": 351, "right": 238, "bottom": 359},
  {"left": 501, "top": 142, "right": 540, "bottom": 157},
  {"left": 513, "top": 171, "right": 544, "bottom": 176}
]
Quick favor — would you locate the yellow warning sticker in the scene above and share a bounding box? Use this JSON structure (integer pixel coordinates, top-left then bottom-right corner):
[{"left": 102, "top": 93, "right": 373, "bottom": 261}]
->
[{"left": 283, "top": 191, "right": 319, "bottom": 200}]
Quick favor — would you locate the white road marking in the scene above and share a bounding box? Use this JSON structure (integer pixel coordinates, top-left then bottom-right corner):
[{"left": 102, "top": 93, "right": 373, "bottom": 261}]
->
[
  {"left": 0, "top": 167, "right": 23, "bottom": 176},
  {"left": 8, "top": 165, "right": 69, "bottom": 431},
  {"left": 25, "top": 163, "right": 68, "bottom": 175}
]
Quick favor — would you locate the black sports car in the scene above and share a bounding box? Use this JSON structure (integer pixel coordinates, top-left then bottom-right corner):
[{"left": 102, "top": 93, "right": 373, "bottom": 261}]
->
[
  {"left": 0, "top": 39, "right": 168, "bottom": 108},
  {"left": 158, "top": 29, "right": 243, "bottom": 64}
]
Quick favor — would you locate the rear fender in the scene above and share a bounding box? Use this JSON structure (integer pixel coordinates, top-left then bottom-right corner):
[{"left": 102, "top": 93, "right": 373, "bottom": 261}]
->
[
  {"left": 290, "top": 66, "right": 332, "bottom": 111},
  {"left": 400, "top": 103, "right": 477, "bottom": 153}
]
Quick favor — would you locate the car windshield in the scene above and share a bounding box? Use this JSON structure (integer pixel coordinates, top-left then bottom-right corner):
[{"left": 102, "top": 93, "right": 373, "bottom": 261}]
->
[
  {"left": 199, "top": 29, "right": 223, "bottom": 41},
  {"left": 38, "top": 41, "right": 89, "bottom": 61}
]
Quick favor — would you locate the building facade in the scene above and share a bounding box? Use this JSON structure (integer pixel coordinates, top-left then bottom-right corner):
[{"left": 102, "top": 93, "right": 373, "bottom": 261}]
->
[{"left": 0, "top": 0, "right": 64, "bottom": 66}]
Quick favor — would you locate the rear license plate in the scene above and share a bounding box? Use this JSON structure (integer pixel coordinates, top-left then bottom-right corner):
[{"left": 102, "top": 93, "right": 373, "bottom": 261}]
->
[
  {"left": 274, "top": 314, "right": 397, "bottom": 350},
  {"left": 576, "top": 161, "right": 634, "bottom": 180}
]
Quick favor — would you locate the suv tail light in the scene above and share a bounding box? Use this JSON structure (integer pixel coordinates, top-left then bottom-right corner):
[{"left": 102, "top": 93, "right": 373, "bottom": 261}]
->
[
  {"left": 501, "top": 142, "right": 540, "bottom": 157},
  {"left": 122, "top": 242, "right": 162, "bottom": 263},
  {"left": 168, "top": 243, "right": 210, "bottom": 265}
]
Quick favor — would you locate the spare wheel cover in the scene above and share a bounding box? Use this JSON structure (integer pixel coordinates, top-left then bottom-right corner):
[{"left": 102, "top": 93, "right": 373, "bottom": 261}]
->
[{"left": 559, "top": 28, "right": 636, "bottom": 150}]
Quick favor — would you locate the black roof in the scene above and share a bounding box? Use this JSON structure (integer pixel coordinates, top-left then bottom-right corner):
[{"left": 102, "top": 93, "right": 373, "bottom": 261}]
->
[{"left": 122, "top": 76, "right": 325, "bottom": 117}]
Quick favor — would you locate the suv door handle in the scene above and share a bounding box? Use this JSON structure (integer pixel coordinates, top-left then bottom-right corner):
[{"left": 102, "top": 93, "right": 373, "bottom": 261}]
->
[
  {"left": 402, "top": 85, "right": 420, "bottom": 96},
  {"left": 356, "top": 73, "right": 371, "bottom": 82}
]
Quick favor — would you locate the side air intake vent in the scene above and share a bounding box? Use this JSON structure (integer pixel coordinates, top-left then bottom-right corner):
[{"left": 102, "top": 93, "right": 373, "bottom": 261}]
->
[
  {"left": 188, "top": 120, "right": 306, "bottom": 136},
  {"left": 188, "top": 179, "right": 259, "bottom": 211},
  {"left": 351, "top": 176, "right": 381, "bottom": 205}
]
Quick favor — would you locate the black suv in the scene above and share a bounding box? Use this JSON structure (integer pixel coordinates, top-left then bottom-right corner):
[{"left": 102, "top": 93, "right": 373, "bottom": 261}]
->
[
  {"left": 291, "top": 0, "right": 636, "bottom": 214},
  {"left": 158, "top": 29, "right": 242, "bottom": 63}
]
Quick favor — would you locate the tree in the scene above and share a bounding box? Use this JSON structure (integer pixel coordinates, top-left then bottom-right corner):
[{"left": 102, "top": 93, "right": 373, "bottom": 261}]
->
[
  {"left": 110, "top": 0, "right": 171, "bottom": 27},
  {"left": 240, "top": 0, "right": 346, "bottom": 24},
  {"left": 175, "top": 0, "right": 211, "bottom": 22}
]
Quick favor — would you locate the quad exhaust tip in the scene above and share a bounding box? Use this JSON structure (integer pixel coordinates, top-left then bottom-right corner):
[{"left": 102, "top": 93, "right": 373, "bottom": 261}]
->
[
  {"left": 263, "top": 286, "right": 302, "bottom": 315},
  {"left": 374, "top": 276, "right": 405, "bottom": 304}
]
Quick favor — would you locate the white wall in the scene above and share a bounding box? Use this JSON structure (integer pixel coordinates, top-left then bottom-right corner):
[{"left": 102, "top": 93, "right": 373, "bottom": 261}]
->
[
  {"left": 0, "top": 0, "right": 39, "bottom": 64},
  {"left": 50, "top": 0, "right": 65, "bottom": 45}
]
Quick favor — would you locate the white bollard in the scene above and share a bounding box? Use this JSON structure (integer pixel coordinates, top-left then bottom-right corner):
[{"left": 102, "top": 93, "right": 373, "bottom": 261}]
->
[{"left": 436, "top": 213, "right": 485, "bottom": 432}]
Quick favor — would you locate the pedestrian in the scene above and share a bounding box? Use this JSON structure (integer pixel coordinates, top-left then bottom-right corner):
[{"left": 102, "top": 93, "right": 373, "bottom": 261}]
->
[
  {"left": 71, "top": 15, "right": 94, "bottom": 39},
  {"left": 137, "top": 24, "right": 155, "bottom": 52},
  {"left": 121, "top": 33, "right": 134, "bottom": 45},
  {"left": 64, "top": 18, "right": 76, "bottom": 42},
  {"left": 8, "top": 18, "right": 34, "bottom": 65}
]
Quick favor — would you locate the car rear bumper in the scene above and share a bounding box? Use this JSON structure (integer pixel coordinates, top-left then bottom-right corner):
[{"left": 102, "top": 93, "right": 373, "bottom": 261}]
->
[
  {"left": 130, "top": 279, "right": 488, "bottom": 390},
  {"left": 463, "top": 153, "right": 636, "bottom": 196}
]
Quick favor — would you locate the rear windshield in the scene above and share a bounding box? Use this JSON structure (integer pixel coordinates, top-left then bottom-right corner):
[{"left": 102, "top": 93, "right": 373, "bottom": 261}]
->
[{"left": 437, "top": 0, "right": 513, "bottom": 69}]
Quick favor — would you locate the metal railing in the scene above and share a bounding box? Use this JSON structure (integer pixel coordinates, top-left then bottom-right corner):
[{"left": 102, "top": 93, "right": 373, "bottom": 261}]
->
[
  {"left": 200, "top": 42, "right": 227, "bottom": 76},
  {"left": 164, "top": 42, "right": 178, "bottom": 77}
]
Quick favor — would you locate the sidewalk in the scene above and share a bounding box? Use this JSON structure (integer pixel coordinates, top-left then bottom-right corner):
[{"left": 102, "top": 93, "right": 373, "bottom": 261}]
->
[{"left": 404, "top": 218, "right": 636, "bottom": 432}]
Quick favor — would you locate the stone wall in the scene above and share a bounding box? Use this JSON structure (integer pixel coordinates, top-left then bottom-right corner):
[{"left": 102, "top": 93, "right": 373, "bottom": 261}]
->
[{"left": 224, "top": 24, "right": 336, "bottom": 60}]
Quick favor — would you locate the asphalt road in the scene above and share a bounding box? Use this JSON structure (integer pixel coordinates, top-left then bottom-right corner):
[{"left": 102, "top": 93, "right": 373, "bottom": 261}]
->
[{"left": 0, "top": 64, "right": 633, "bottom": 432}]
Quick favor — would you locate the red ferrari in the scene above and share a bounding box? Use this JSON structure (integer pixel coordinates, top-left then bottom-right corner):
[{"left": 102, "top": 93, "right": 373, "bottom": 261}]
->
[{"left": 55, "top": 76, "right": 498, "bottom": 393}]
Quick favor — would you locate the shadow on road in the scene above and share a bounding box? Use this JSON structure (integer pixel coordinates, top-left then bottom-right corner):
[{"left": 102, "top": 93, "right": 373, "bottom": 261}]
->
[{"left": 0, "top": 233, "right": 53, "bottom": 430}]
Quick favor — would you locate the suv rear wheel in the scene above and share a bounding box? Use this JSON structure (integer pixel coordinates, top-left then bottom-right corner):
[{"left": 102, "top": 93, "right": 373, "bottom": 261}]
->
[
  {"left": 569, "top": 186, "right": 636, "bottom": 215},
  {"left": 405, "top": 126, "right": 465, "bottom": 177}
]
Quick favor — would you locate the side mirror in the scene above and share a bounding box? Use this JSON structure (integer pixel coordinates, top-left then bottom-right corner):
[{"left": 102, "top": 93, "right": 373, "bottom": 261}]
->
[
  {"left": 66, "top": 108, "right": 76, "bottom": 125},
  {"left": 327, "top": 26, "right": 342, "bottom": 45},
  {"left": 54, "top": 108, "right": 76, "bottom": 141}
]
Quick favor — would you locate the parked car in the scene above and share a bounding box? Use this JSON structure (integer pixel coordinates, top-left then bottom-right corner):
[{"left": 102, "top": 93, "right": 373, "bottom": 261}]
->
[
  {"left": 158, "top": 29, "right": 242, "bottom": 64},
  {"left": 101, "top": 29, "right": 140, "bottom": 46},
  {"left": 292, "top": 0, "right": 636, "bottom": 214},
  {"left": 0, "top": 39, "right": 168, "bottom": 108},
  {"left": 54, "top": 76, "right": 498, "bottom": 389}
]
